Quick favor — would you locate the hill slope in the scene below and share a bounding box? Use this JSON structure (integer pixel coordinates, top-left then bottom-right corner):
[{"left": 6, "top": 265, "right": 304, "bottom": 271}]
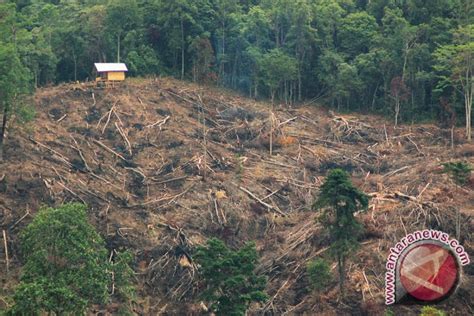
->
[{"left": 0, "top": 78, "right": 472, "bottom": 315}]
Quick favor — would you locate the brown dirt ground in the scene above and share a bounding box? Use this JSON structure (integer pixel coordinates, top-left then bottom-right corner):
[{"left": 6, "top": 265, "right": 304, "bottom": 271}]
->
[{"left": 0, "top": 77, "right": 473, "bottom": 315}]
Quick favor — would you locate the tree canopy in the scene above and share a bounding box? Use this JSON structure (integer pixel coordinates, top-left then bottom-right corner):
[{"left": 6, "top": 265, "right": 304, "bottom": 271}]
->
[
  {"left": 10, "top": 203, "right": 134, "bottom": 315},
  {"left": 0, "top": 3, "right": 32, "bottom": 160},
  {"left": 0, "top": 0, "right": 472, "bottom": 138},
  {"left": 194, "top": 238, "right": 267, "bottom": 315}
]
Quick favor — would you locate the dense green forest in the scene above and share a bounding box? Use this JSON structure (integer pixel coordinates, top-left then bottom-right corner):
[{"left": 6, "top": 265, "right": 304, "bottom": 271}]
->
[{"left": 0, "top": 0, "right": 473, "bottom": 136}]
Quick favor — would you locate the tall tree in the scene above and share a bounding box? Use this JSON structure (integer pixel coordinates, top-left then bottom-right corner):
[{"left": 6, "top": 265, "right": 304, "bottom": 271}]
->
[
  {"left": 258, "top": 48, "right": 297, "bottom": 105},
  {"left": 19, "top": 2, "right": 59, "bottom": 86},
  {"left": 189, "top": 35, "right": 215, "bottom": 82},
  {"left": 380, "top": 7, "right": 418, "bottom": 106},
  {"left": 287, "top": 0, "right": 316, "bottom": 101},
  {"left": 155, "top": 0, "right": 202, "bottom": 79},
  {"left": 105, "top": 0, "right": 140, "bottom": 63},
  {"left": 80, "top": 4, "right": 108, "bottom": 65},
  {"left": 317, "top": 50, "right": 345, "bottom": 108},
  {"left": 390, "top": 76, "right": 410, "bottom": 127},
  {"left": 434, "top": 25, "right": 473, "bottom": 140},
  {"left": 212, "top": 0, "right": 240, "bottom": 85},
  {"left": 0, "top": 3, "right": 32, "bottom": 161},
  {"left": 240, "top": 6, "right": 272, "bottom": 97},
  {"left": 0, "top": 45, "right": 31, "bottom": 161},
  {"left": 313, "top": 169, "right": 369, "bottom": 293}
]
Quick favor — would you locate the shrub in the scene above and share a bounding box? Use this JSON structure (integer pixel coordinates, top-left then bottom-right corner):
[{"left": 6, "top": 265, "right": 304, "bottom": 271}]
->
[
  {"left": 307, "top": 258, "right": 331, "bottom": 292},
  {"left": 194, "top": 238, "right": 267, "bottom": 315},
  {"left": 419, "top": 306, "right": 446, "bottom": 316},
  {"left": 441, "top": 161, "right": 472, "bottom": 186}
]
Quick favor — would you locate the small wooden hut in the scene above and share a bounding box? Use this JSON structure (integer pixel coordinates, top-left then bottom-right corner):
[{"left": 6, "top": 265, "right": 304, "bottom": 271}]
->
[{"left": 94, "top": 63, "right": 128, "bottom": 82}]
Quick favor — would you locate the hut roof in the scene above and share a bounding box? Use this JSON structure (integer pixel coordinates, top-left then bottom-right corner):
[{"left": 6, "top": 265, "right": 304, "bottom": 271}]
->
[{"left": 94, "top": 63, "right": 128, "bottom": 73}]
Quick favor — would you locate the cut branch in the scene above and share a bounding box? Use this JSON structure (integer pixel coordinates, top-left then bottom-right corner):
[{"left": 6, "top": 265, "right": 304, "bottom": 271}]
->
[
  {"left": 93, "top": 139, "right": 128, "bottom": 162},
  {"left": 146, "top": 115, "right": 171, "bottom": 129},
  {"left": 237, "top": 185, "right": 287, "bottom": 216},
  {"left": 2, "top": 230, "right": 9, "bottom": 273}
]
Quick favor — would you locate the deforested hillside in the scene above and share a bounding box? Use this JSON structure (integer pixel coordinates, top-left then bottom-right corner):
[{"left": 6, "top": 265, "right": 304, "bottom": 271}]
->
[{"left": 0, "top": 78, "right": 473, "bottom": 315}]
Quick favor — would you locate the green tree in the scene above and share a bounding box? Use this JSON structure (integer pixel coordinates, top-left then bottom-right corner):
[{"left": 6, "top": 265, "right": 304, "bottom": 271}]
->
[
  {"left": 287, "top": 0, "right": 316, "bottom": 101},
  {"left": 434, "top": 25, "right": 474, "bottom": 141},
  {"left": 313, "top": 169, "right": 369, "bottom": 293},
  {"left": 55, "top": 7, "right": 85, "bottom": 82},
  {"left": 339, "top": 12, "right": 378, "bottom": 59},
  {"left": 379, "top": 7, "right": 420, "bottom": 112},
  {"left": 155, "top": 0, "right": 203, "bottom": 80},
  {"left": 260, "top": 0, "right": 293, "bottom": 48},
  {"left": 317, "top": 50, "right": 344, "bottom": 108},
  {"left": 258, "top": 48, "right": 297, "bottom": 104},
  {"left": 20, "top": 2, "right": 60, "bottom": 86},
  {"left": 313, "top": 0, "right": 345, "bottom": 49},
  {"left": 81, "top": 5, "right": 108, "bottom": 64},
  {"left": 189, "top": 35, "right": 215, "bottom": 82},
  {"left": 0, "top": 3, "right": 33, "bottom": 161},
  {"left": 354, "top": 50, "right": 384, "bottom": 110},
  {"left": 194, "top": 238, "right": 267, "bottom": 316},
  {"left": 0, "top": 44, "right": 32, "bottom": 161},
  {"left": 105, "top": 0, "right": 141, "bottom": 63},
  {"left": 240, "top": 6, "right": 272, "bottom": 97},
  {"left": 306, "top": 258, "right": 332, "bottom": 292},
  {"left": 10, "top": 203, "right": 134, "bottom": 314},
  {"left": 125, "top": 45, "right": 162, "bottom": 76},
  {"left": 212, "top": 0, "right": 241, "bottom": 84}
]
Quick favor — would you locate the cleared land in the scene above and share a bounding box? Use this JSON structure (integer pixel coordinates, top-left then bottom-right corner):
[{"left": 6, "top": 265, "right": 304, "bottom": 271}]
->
[{"left": 0, "top": 78, "right": 472, "bottom": 315}]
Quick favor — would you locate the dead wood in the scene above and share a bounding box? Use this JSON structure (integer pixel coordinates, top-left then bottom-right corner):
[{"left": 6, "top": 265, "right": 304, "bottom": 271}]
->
[
  {"left": 57, "top": 181, "right": 86, "bottom": 203},
  {"left": 382, "top": 166, "right": 409, "bottom": 178},
  {"left": 151, "top": 176, "right": 188, "bottom": 184},
  {"left": 97, "top": 100, "right": 119, "bottom": 134},
  {"left": 406, "top": 136, "right": 425, "bottom": 156},
  {"left": 93, "top": 139, "right": 128, "bottom": 162},
  {"left": 70, "top": 136, "right": 92, "bottom": 172},
  {"left": 125, "top": 184, "right": 194, "bottom": 208},
  {"left": 2, "top": 230, "right": 9, "bottom": 273},
  {"left": 28, "top": 137, "right": 72, "bottom": 168},
  {"left": 56, "top": 114, "right": 67, "bottom": 122},
  {"left": 277, "top": 116, "right": 298, "bottom": 128},
  {"left": 2, "top": 79, "right": 471, "bottom": 315},
  {"left": 237, "top": 185, "right": 287, "bottom": 216},
  {"left": 146, "top": 115, "right": 170, "bottom": 129},
  {"left": 115, "top": 122, "right": 132, "bottom": 155},
  {"left": 9, "top": 209, "right": 30, "bottom": 229}
]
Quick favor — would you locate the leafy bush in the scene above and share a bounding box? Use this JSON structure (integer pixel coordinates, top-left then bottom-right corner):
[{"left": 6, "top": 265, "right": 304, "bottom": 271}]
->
[
  {"left": 307, "top": 258, "right": 331, "bottom": 292},
  {"left": 419, "top": 306, "right": 446, "bottom": 316},
  {"left": 9, "top": 203, "right": 134, "bottom": 314},
  {"left": 194, "top": 238, "right": 267, "bottom": 316},
  {"left": 441, "top": 161, "right": 473, "bottom": 186}
]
